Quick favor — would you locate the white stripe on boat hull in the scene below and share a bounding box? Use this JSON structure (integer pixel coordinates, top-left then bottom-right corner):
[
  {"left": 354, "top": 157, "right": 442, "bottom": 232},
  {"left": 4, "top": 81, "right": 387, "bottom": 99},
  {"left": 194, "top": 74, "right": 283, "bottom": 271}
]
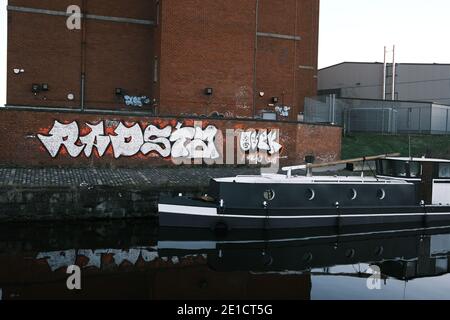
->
[
  {"left": 158, "top": 204, "right": 217, "bottom": 216},
  {"left": 158, "top": 204, "right": 450, "bottom": 219}
]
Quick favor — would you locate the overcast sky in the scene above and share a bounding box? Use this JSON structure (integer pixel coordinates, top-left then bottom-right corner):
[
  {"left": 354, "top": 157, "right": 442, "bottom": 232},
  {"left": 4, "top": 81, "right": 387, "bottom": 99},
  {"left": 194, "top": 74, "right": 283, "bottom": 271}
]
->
[
  {"left": 1, "top": 0, "right": 450, "bottom": 105},
  {"left": 319, "top": 0, "right": 450, "bottom": 68}
]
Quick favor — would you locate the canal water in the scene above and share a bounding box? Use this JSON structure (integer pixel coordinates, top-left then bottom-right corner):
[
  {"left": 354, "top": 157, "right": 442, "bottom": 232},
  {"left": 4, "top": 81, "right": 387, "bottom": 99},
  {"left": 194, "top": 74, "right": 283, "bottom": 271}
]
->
[{"left": 1, "top": 219, "right": 450, "bottom": 300}]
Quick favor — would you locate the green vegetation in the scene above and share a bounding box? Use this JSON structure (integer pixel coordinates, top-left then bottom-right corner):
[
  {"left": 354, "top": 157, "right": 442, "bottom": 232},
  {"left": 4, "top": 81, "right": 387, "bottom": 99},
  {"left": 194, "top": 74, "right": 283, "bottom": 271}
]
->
[{"left": 342, "top": 134, "right": 450, "bottom": 159}]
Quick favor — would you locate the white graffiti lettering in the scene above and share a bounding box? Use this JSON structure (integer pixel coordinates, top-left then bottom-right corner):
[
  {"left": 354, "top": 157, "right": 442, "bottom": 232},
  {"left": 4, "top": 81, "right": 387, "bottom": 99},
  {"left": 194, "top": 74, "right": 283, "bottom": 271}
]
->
[
  {"left": 79, "top": 123, "right": 111, "bottom": 157},
  {"left": 141, "top": 125, "right": 172, "bottom": 158},
  {"left": 38, "top": 121, "right": 221, "bottom": 161},
  {"left": 170, "top": 123, "right": 196, "bottom": 158},
  {"left": 267, "top": 130, "right": 283, "bottom": 155},
  {"left": 110, "top": 123, "right": 144, "bottom": 159},
  {"left": 38, "top": 121, "right": 283, "bottom": 164},
  {"left": 239, "top": 129, "right": 282, "bottom": 159},
  {"left": 37, "top": 121, "right": 84, "bottom": 158},
  {"left": 195, "top": 125, "right": 220, "bottom": 159},
  {"left": 275, "top": 106, "right": 291, "bottom": 117}
]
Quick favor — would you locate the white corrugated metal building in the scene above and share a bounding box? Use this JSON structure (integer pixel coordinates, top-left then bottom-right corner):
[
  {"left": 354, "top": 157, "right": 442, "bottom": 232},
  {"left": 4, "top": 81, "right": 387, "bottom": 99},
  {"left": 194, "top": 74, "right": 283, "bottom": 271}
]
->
[{"left": 318, "top": 62, "right": 450, "bottom": 105}]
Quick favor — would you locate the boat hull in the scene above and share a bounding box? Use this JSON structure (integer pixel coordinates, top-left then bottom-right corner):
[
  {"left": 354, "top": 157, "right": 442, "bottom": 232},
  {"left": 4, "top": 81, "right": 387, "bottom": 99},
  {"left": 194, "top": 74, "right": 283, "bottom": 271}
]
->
[{"left": 158, "top": 197, "right": 450, "bottom": 230}]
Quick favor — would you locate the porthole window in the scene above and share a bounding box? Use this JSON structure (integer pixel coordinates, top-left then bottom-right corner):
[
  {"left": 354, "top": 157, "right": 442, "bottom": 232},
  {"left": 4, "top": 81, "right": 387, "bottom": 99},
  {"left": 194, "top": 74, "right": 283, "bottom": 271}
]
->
[
  {"left": 345, "top": 249, "right": 356, "bottom": 259},
  {"left": 262, "top": 253, "right": 274, "bottom": 267},
  {"left": 305, "top": 188, "right": 316, "bottom": 201},
  {"left": 264, "top": 189, "right": 276, "bottom": 201},
  {"left": 377, "top": 189, "right": 386, "bottom": 200},
  {"left": 374, "top": 246, "right": 384, "bottom": 256},
  {"left": 302, "top": 252, "right": 313, "bottom": 263},
  {"left": 348, "top": 188, "right": 358, "bottom": 201}
]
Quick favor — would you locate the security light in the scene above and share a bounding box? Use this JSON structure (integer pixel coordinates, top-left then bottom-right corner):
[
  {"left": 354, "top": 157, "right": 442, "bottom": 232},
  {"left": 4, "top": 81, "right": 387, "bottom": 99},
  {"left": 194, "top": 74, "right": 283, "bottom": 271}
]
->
[
  {"left": 205, "top": 88, "right": 213, "bottom": 96},
  {"left": 32, "top": 84, "right": 40, "bottom": 94},
  {"left": 115, "top": 88, "right": 125, "bottom": 96}
]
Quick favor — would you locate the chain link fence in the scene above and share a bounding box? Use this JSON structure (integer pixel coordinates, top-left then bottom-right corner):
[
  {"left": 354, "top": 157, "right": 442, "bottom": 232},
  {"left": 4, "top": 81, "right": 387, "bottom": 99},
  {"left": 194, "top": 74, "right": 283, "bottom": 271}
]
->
[{"left": 304, "top": 96, "right": 450, "bottom": 135}]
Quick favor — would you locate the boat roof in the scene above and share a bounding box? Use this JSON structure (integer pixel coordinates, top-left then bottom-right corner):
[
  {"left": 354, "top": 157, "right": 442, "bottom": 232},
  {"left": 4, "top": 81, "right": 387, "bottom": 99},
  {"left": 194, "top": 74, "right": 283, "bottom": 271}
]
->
[
  {"left": 385, "top": 157, "right": 450, "bottom": 163},
  {"left": 215, "top": 175, "right": 411, "bottom": 184}
]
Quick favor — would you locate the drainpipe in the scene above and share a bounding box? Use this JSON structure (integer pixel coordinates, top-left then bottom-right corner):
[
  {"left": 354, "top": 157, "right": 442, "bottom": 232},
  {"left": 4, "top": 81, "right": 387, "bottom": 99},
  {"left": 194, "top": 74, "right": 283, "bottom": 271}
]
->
[
  {"left": 391, "top": 45, "right": 396, "bottom": 101},
  {"left": 252, "top": 0, "right": 259, "bottom": 119},
  {"left": 80, "top": 74, "right": 85, "bottom": 112},
  {"left": 382, "top": 46, "right": 387, "bottom": 100},
  {"left": 80, "top": 0, "right": 87, "bottom": 112},
  {"left": 292, "top": 0, "right": 298, "bottom": 121}
]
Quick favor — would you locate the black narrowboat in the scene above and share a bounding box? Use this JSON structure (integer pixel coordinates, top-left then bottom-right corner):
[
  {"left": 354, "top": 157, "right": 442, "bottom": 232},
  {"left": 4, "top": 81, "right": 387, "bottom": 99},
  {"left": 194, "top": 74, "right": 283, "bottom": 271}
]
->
[{"left": 158, "top": 155, "right": 450, "bottom": 230}]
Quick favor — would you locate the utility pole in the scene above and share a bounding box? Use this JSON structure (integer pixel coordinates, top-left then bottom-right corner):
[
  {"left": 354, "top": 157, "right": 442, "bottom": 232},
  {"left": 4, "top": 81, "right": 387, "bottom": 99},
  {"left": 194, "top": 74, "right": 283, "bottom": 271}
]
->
[
  {"left": 392, "top": 45, "right": 396, "bottom": 101},
  {"left": 382, "top": 45, "right": 397, "bottom": 101},
  {"left": 382, "top": 46, "right": 387, "bottom": 100}
]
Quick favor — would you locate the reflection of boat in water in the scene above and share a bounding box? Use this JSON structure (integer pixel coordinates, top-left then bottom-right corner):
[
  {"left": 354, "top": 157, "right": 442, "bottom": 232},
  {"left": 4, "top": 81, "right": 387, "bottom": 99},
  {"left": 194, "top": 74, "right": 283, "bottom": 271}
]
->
[
  {"left": 159, "top": 155, "right": 450, "bottom": 230},
  {"left": 2, "top": 221, "right": 450, "bottom": 299},
  {"left": 158, "top": 224, "right": 450, "bottom": 281}
]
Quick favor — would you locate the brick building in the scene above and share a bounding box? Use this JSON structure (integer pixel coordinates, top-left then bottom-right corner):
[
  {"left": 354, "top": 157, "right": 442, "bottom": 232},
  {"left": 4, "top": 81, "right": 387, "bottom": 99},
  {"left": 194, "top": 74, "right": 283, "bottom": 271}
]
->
[
  {"left": 7, "top": 0, "right": 319, "bottom": 120},
  {"left": 2, "top": 0, "right": 341, "bottom": 168}
]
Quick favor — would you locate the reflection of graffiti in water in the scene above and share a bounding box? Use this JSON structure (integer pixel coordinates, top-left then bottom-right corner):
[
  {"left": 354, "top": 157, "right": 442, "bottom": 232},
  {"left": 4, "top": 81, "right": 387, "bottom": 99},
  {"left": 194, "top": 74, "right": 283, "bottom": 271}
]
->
[{"left": 36, "top": 248, "right": 207, "bottom": 272}]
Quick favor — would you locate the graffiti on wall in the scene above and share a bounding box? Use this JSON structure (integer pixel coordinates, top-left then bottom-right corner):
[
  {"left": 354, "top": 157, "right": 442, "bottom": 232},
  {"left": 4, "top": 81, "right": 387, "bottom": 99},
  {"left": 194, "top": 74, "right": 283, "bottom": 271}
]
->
[
  {"left": 37, "top": 121, "right": 220, "bottom": 160},
  {"left": 124, "top": 95, "right": 151, "bottom": 107},
  {"left": 36, "top": 120, "right": 284, "bottom": 165},
  {"left": 239, "top": 129, "right": 283, "bottom": 165},
  {"left": 240, "top": 130, "right": 282, "bottom": 155},
  {"left": 275, "top": 106, "right": 291, "bottom": 118}
]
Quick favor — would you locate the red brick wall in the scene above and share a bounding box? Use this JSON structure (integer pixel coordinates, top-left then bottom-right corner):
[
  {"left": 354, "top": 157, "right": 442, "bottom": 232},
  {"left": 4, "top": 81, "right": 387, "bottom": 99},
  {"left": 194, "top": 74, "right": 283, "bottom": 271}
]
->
[
  {"left": 7, "top": 10, "right": 83, "bottom": 108},
  {"left": 0, "top": 109, "right": 341, "bottom": 168},
  {"left": 257, "top": 0, "right": 320, "bottom": 119},
  {"left": 7, "top": 0, "right": 156, "bottom": 111},
  {"left": 7, "top": 0, "right": 319, "bottom": 118},
  {"left": 158, "top": 0, "right": 320, "bottom": 119},
  {"left": 158, "top": 0, "right": 256, "bottom": 118}
]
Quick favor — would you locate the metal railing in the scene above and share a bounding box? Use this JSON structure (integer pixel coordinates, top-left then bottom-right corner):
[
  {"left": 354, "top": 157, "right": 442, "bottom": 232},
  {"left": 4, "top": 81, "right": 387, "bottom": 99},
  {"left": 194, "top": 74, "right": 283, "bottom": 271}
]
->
[{"left": 304, "top": 95, "right": 450, "bottom": 135}]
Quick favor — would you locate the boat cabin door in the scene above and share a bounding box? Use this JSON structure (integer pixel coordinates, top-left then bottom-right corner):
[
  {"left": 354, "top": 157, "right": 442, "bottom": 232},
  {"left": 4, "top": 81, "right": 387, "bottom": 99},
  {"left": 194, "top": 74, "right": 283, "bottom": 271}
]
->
[
  {"left": 420, "top": 162, "right": 434, "bottom": 204},
  {"left": 431, "top": 162, "right": 450, "bottom": 206}
]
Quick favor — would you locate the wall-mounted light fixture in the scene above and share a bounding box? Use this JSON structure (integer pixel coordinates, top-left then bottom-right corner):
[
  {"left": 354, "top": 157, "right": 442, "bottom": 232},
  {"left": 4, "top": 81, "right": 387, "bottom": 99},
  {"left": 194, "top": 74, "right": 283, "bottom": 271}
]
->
[
  {"left": 13, "top": 68, "right": 25, "bottom": 75},
  {"left": 204, "top": 88, "right": 213, "bottom": 96},
  {"left": 272, "top": 97, "right": 279, "bottom": 104},
  {"left": 31, "top": 84, "right": 40, "bottom": 94},
  {"left": 305, "top": 155, "right": 315, "bottom": 164},
  {"left": 67, "top": 93, "right": 75, "bottom": 101},
  {"left": 259, "top": 91, "right": 265, "bottom": 97},
  {"left": 115, "top": 88, "right": 125, "bottom": 96},
  {"left": 31, "top": 83, "right": 50, "bottom": 95}
]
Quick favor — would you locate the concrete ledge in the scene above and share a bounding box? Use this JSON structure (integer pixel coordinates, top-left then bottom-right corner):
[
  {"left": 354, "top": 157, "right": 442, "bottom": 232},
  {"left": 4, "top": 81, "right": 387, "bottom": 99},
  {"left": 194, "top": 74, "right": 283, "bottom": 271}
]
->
[{"left": 0, "top": 167, "right": 261, "bottom": 222}]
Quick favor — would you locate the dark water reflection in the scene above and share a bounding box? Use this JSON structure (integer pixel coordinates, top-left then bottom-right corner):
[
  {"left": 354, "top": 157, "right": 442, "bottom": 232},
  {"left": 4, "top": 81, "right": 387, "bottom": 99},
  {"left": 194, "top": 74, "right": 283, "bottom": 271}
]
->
[{"left": 1, "top": 219, "right": 450, "bottom": 300}]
